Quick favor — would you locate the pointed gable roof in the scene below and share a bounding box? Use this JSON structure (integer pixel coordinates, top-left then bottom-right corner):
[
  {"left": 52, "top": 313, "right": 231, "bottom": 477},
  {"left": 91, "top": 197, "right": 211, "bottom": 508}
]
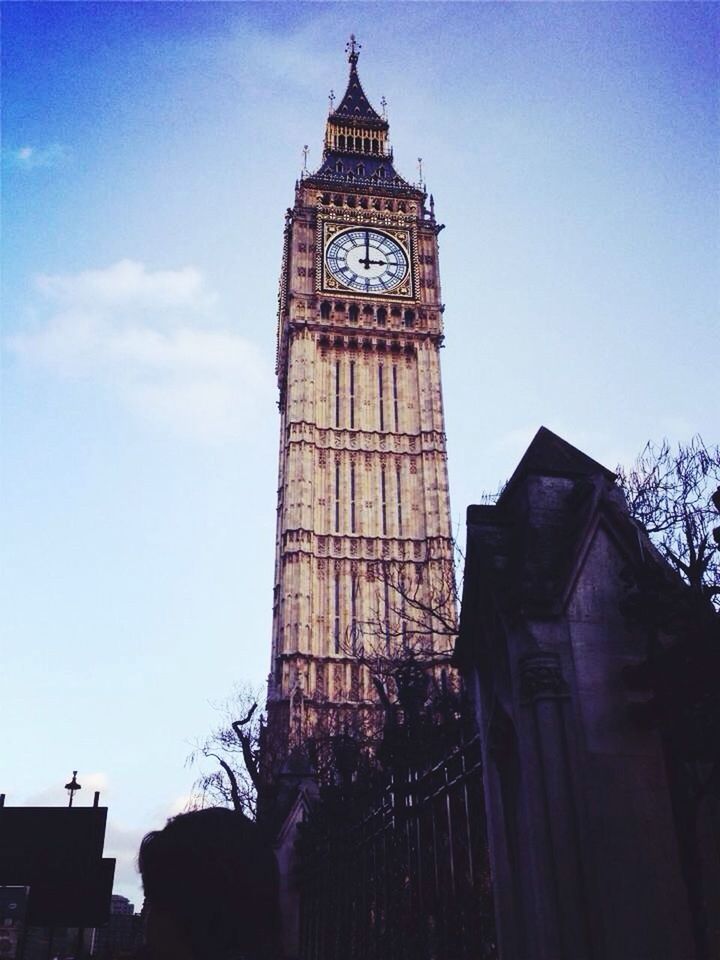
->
[
  {"left": 499, "top": 426, "right": 616, "bottom": 506},
  {"left": 331, "top": 59, "right": 386, "bottom": 127},
  {"left": 329, "top": 34, "right": 387, "bottom": 128},
  {"left": 456, "top": 427, "right": 693, "bottom": 674},
  {"left": 304, "top": 38, "right": 419, "bottom": 195},
  {"left": 458, "top": 428, "right": 629, "bottom": 634}
]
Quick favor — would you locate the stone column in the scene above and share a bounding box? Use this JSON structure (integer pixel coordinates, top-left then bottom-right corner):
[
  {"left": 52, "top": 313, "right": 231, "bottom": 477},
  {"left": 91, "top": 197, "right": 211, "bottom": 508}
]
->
[{"left": 519, "top": 650, "right": 594, "bottom": 960}]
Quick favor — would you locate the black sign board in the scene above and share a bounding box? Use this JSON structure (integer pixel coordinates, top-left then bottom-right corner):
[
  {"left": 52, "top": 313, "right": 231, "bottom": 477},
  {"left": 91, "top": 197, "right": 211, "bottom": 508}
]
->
[{"left": 0, "top": 808, "right": 115, "bottom": 926}]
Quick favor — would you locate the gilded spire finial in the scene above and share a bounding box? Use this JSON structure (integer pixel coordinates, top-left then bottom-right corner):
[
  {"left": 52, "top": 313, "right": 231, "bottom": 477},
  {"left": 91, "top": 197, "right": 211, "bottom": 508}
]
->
[
  {"left": 380, "top": 96, "right": 388, "bottom": 120},
  {"left": 329, "top": 89, "right": 335, "bottom": 113},
  {"left": 346, "top": 34, "right": 361, "bottom": 66}
]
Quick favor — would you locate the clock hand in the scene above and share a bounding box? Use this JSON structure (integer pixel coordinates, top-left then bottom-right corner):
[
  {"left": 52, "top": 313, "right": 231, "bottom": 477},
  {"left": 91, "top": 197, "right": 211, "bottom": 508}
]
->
[{"left": 364, "top": 231, "right": 370, "bottom": 269}]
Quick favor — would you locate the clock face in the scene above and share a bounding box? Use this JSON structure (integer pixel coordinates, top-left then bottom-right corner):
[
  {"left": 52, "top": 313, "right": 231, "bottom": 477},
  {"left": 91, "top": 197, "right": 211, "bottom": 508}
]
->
[{"left": 325, "top": 228, "right": 409, "bottom": 293}]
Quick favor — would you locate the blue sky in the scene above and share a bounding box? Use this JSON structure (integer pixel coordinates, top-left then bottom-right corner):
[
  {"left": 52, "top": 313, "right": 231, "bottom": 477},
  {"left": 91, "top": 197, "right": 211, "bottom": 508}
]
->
[{"left": 2, "top": 2, "right": 718, "bottom": 902}]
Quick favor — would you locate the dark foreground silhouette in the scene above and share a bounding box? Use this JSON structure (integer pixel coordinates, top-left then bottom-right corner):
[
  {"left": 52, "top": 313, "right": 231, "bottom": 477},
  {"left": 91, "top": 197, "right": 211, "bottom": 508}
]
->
[{"left": 138, "top": 808, "right": 279, "bottom": 960}]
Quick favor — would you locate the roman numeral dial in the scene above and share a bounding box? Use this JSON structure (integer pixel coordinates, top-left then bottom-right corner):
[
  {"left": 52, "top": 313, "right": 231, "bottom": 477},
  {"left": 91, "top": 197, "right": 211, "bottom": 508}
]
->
[{"left": 325, "top": 228, "right": 409, "bottom": 293}]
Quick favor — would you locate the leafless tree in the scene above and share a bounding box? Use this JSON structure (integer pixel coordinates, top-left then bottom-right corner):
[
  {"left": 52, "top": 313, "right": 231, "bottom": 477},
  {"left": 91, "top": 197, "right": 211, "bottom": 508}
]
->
[
  {"left": 338, "top": 546, "right": 464, "bottom": 734},
  {"left": 188, "top": 544, "right": 467, "bottom": 804},
  {"left": 618, "top": 437, "right": 720, "bottom": 960},
  {"left": 187, "top": 682, "right": 265, "bottom": 818},
  {"left": 617, "top": 436, "right": 720, "bottom": 606}
]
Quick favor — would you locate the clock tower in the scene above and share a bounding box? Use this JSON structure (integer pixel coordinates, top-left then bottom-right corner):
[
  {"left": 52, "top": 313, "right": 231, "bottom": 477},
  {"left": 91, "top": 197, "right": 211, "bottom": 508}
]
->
[{"left": 266, "top": 38, "right": 454, "bottom": 774}]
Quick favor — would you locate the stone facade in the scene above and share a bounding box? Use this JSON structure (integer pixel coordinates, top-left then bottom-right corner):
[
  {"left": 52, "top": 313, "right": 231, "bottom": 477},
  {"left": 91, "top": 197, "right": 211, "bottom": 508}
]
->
[
  {"left": 266, "top": 42, "right": 454, "bottom": 773},
  {"left": 456, "top": 427, "right": 700, "bottom": 960}
]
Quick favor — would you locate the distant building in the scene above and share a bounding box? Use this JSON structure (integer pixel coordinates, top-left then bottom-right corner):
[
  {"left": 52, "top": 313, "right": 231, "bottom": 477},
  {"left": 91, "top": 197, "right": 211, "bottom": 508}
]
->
[
  {"left": 108, "top": 895, "right": 134, "bottom": 916},
  {"left": 456, "top": 426, "right": 719, "bottom": 960},
  {"left": 0, "top": 887, "right": 27, "bottom": 959},
  {"left": 90, "top": 895, "right": 142, "bottom": 958}
]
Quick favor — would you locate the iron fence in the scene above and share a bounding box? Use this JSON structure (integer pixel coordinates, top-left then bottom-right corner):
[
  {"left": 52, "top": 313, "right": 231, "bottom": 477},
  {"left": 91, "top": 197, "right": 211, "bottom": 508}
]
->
[{"left": 298, "top": 733, "right": 496, "bottom": 960}]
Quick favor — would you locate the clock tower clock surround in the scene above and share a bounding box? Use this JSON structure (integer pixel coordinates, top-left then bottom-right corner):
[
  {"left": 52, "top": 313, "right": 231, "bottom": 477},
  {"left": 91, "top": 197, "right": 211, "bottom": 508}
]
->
[{"left": 266, "top": 40, "right": 454, "bottom": 774}]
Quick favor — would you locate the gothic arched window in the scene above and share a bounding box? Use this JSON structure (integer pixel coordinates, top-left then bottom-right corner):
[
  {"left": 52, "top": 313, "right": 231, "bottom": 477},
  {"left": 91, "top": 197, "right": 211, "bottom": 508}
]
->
[
  {"left": 349, "top": 304, "right": 359, "bottom": 322},
  {"left": 320, "top": 301, "right": 331, "bottom": 320}
]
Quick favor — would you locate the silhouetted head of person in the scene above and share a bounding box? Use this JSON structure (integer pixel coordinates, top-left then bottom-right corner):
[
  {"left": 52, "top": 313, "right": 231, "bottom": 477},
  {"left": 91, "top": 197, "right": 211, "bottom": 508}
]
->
[{"left": 138, "top": 807, "right": 278, "bottom": 960}]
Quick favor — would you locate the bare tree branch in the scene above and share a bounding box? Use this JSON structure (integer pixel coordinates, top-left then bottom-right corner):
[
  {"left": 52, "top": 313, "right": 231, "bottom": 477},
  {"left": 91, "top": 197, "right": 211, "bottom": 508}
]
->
[
  {"left": 617, "top": 436, "right": 720, "bottom": 607},
  {"left": 187, "top": 683, "right": 266, "bottom": 818},
  {"left": 336, "top": 542, "right": 463, "bottom": 720}
]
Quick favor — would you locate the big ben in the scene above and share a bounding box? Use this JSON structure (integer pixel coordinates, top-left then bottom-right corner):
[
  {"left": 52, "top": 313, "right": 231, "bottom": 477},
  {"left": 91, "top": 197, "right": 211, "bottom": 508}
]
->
[{"left": 266, "top": 38, "right": 454, "bottom": 773}]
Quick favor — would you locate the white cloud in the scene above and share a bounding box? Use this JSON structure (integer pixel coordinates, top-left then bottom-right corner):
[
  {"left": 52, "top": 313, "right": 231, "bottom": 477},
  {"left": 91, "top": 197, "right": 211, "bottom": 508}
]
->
[
  {"left": 10, "top": 260, "right": 274, "bottom": 442},
  {"left": 6, "top": 143, "right": 72, "bottom": 169},
  {"left": 35, "top": 259, "right": 214, "bottom": 313}
]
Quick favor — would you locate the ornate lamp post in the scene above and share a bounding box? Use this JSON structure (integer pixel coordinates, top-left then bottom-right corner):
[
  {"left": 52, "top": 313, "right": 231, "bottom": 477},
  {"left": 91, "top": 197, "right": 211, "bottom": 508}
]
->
[{"left": 64, "top": 771, "right": 81, "bottom": 808}]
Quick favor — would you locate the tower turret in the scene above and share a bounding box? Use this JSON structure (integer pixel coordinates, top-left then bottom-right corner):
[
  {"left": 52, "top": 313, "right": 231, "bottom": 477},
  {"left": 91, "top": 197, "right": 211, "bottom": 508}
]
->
[
  {"left": 307, "top": 35, "right": 414, "bottom": 192},
  {"left": 324, "top": 35, "right": 390, "bottom": 157}
]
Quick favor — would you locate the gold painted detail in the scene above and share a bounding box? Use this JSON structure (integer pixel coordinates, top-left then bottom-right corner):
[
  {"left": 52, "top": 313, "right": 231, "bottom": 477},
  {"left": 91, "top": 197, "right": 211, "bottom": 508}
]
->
[
  {"left": 325, "top": 121, "right": 390, "bottom": 157},
  {"left": 318, "top": 219, "right": 415, "bottom": 300},
  {"left": 312, "top": 192, "right": 419, "bottom": 218}
]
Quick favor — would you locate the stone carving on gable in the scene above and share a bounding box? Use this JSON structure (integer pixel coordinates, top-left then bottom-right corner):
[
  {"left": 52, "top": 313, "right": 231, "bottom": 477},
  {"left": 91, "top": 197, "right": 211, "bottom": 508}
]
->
[{"left": 519, "top": 651, "right": 569, "bottom": 703}]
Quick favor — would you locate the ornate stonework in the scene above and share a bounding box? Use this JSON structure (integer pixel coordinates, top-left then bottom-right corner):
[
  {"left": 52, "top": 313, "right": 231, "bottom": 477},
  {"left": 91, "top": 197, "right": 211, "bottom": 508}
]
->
[
  {"left": 266, "top": 43, "right": 454, "bottom": 770},
  {"left": 518, "top": 651, "right": 570, "bottom": 703}
]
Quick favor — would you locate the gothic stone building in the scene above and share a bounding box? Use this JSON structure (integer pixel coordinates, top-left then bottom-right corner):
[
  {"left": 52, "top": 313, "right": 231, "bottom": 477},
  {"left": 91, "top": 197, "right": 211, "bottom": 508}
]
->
[
  {"left": 266, "top": 39, "right": 454, "bottom": 774},
  {"left": 456, "top": 427, "right": 717, "bottom": 960}
]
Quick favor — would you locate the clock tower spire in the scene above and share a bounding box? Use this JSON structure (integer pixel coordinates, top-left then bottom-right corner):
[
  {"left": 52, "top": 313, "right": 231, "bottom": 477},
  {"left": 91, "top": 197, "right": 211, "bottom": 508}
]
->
[
  {"left": 266, "top": 41, "right": 452, "bottom": 776},
  {"left": 313, "top": 35, "right": 410, "bottom": 191}
]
